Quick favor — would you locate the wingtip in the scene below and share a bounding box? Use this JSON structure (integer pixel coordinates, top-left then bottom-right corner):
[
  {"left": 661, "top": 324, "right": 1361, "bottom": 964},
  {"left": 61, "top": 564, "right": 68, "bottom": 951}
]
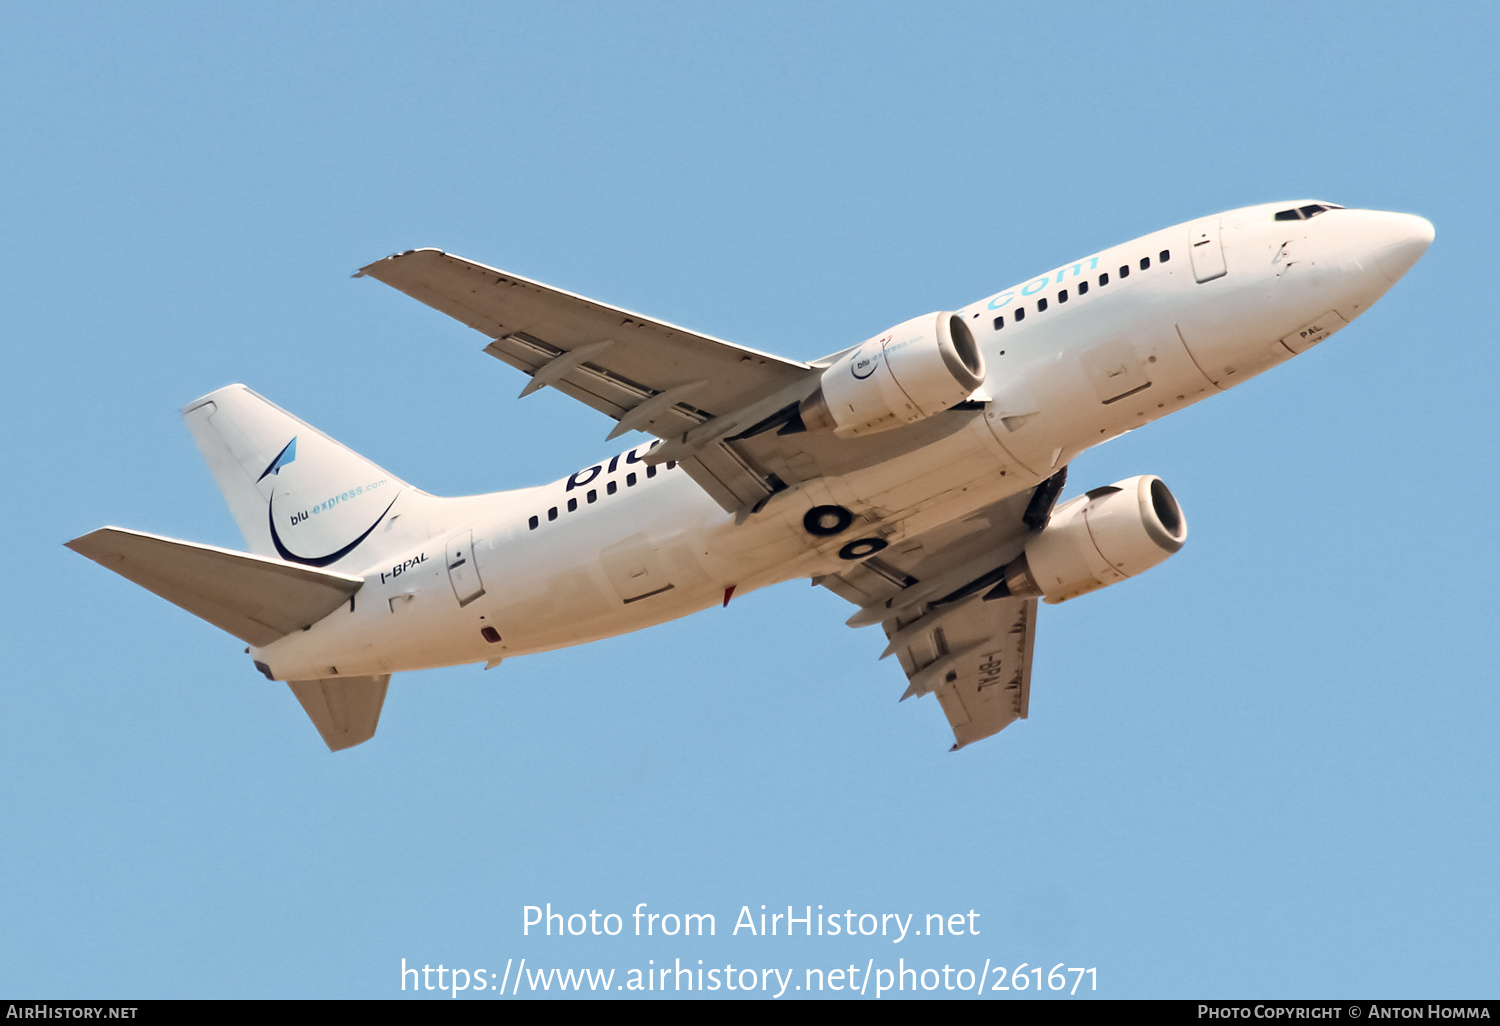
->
[
  {"left": 353, "top": 248, "right": 442, "bottom": 279},
  {"left": 352, "top": 255, "right": 390, "bottom": 279},
  {"left": 63, "top": 526, "right": 113, "bottom": 554},
  {"left": 351, "top": 254, "right": 391, "bottom": 279}
]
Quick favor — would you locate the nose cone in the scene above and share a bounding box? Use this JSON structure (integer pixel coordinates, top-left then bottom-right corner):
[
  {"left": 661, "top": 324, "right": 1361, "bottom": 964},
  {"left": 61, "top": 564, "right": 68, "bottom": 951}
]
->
[{"left": 1370, "top": 212, "right": 1435, "bottom": 283}]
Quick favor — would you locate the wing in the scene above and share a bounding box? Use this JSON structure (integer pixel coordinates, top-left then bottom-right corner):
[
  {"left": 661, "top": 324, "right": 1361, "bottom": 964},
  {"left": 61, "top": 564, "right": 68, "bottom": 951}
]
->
[
  {"left": 816, "top": 485, "right": 1046, "bottom": 750},
  {"left": 356, "top": 249, "right": 820, "bottom": 512},
  {"left": 356, "top": 249, "right": 993, "bottom": 516},
  {"left": 896, "top": 595, "right": 1035, "bottom": 750}
]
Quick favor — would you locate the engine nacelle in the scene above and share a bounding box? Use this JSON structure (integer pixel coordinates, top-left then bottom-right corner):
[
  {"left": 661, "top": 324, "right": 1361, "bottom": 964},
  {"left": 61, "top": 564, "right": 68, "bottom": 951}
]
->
[
  {"left": 1004, "top": 475, "right": 1187, "bottom": 604},
  {"left": 801, "top": 312, "right": 985, "bottom": 437}
]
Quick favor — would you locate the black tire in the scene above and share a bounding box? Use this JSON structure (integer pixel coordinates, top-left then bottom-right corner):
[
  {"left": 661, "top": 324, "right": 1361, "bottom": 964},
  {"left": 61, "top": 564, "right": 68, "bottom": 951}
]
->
[
  {"left": 838, "top": 537, "right": 888, "bottom": 561},
  {"left": 803, "top": 504, "right": 854, "bottom": 537}
]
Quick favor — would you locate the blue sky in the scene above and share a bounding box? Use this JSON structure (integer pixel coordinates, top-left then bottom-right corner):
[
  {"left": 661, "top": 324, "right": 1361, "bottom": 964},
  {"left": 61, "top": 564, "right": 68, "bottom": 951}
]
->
[{"left": 3, "top": 1, "right": 1496, "bottom": 999}]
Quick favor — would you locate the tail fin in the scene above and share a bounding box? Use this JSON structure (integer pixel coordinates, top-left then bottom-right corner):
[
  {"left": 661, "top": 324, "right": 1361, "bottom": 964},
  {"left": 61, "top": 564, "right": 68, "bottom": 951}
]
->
[{"left": 183, "top": 385, "right": 412, "bottom": 571}]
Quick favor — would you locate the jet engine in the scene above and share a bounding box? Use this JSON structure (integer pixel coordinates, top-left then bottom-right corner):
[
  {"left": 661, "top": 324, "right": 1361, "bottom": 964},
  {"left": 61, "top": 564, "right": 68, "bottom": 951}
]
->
[
  {"left": 800, "top": 312, "right": 985, "bottom": 437},
  {"left": 1001, "top": 475, "right": 1187, "bottom": 604}
]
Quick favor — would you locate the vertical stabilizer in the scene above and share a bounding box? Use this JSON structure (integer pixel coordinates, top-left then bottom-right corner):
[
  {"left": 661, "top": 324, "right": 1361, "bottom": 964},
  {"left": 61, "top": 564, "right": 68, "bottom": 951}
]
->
[{"left": 183, "top": 385, "right": 413, "bottom": 571}]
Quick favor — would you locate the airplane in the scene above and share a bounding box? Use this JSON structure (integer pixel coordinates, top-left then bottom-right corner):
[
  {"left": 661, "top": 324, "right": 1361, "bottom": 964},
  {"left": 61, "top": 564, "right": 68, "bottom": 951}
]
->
[{"left": 67, "top": 200, "right": 1434, "bottom": 752}]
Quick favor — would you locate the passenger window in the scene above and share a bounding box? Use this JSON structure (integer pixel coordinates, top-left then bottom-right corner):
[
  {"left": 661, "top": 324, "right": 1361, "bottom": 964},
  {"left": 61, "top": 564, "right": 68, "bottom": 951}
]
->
[
  {"left": 666, "top": 460, "right": 677, "bottom": 470},
  {"left": 1119, "top": 264, "right": 1130, "bottom": 278},
  {"left": 587, "top": 489, "right": 597, "bottom": 503},
  {"left": 993, "top": 315, "right": 1004, "bottom": 329},
  {"left": 1058, "top": 289, "right": 1069, "bottom": 303},
  {"left": 547, "top": 507, "right": 558, "bottom": 521},
  {"left": 1159, "top": 249, "right": 1170, "bottom": 263},
  {"left": 1078, "top": 280, "right": 1089, "bottom": 295},
  {"left": 627, "top": 472, "right": 637, "bottom": 486},
  {"left": 1014, "top": 306, "right": 1026, "bottom": 322},
  {"left": 567, "top": 497, "right": 578, "bottom": 512},
  {"left": 1140, "top": 256, "right": 1150, "bottom": 270},
  {"left": 607, "top": 480, "right": 618, "bottom": 495},
  {"left": 647, "top": 465, "right": 657, "bottom": 479},
  {"left": 1099, "top": 273, "right": 1109, "bottom": 286},
  {"left": 528, "top": 515, "right": 539, "bottom": 530},
  {"left": 1036, "top": 297, "right": 1048, "bottom": 312}
]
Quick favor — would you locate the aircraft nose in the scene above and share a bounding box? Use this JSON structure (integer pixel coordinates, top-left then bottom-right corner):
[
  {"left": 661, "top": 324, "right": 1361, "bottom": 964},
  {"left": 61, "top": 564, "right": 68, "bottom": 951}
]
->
[{"left": 1368, "top": 211, "right": 1435, "bottom": 283}]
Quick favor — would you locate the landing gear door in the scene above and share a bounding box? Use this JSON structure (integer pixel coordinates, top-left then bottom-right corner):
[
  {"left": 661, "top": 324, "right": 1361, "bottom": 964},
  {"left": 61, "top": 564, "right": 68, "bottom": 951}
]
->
[
  {"left": 445, "top": 529, "right": 485, "bottom": 607},
  {"left": 1188, "top": 218, "right": 1227, "bottom": 283}
]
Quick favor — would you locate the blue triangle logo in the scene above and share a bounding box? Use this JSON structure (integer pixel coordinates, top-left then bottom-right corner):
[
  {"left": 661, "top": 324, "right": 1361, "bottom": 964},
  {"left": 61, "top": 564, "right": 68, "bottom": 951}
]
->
[{"left": 257, "top": 437, "right": 297, "bottom": 482}]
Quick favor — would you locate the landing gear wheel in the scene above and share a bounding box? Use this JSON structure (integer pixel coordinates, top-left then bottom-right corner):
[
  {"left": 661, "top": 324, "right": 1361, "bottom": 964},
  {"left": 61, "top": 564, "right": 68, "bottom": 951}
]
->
[
  {"left": 838, "top": 537, "right": 888, "bottom": 561},
  {"left": 803, "top": 504, "right": 854, "bottom": 537}
]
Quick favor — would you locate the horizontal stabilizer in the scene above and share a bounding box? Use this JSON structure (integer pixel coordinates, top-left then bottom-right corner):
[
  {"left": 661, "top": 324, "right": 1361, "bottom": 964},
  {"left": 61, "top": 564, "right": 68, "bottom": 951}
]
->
[
  {"left": 288, "top": 675, "right": 390, "bottom": 751},
  {"left": 66, "top": 527, "right": 364, "bottom": 647}
]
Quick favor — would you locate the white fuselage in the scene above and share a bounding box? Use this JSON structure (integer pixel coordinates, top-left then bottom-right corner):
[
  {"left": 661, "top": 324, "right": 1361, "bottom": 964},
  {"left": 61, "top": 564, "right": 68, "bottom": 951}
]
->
[{"left": 251, "top": 202, "right": 1431, "bottom": 682}]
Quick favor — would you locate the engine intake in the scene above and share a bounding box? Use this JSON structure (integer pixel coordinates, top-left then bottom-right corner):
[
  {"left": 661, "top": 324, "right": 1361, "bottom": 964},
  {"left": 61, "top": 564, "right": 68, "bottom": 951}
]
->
[
  {"left": 801, "top": 312, "right": 985, "bottom": 437},
  {"left": 1002, "top": 475, "right": 1187, "bottom": 604}
]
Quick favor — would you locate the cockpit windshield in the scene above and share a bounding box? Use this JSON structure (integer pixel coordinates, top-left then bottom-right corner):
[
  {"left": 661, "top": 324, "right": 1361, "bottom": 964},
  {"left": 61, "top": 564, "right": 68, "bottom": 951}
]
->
[{"left": 1274, "top": 203, "right": 1345, "bottom": 221}]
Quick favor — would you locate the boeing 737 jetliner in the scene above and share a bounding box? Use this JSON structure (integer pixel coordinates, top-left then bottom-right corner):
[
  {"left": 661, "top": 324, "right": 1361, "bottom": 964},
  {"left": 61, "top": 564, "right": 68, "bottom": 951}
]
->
[{"left": 68, "top": 201, "right": 1433, "bottom": 751}]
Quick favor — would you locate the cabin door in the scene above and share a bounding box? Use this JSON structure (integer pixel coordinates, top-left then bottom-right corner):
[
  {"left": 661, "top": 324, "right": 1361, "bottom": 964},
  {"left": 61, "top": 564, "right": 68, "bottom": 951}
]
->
[
  {"left": 445, "top": 529, "right": 486, "bottom": 607},
  {"left": 1188, "top": 218, "right": 1227, "bottom": 283}
]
